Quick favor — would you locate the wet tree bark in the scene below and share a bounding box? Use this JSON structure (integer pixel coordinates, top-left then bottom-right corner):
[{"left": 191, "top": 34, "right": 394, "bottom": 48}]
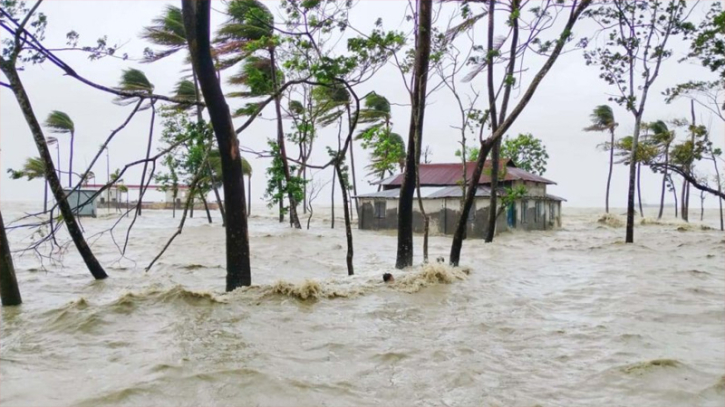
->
[
  {"left": 396, "top": 0, "right": 432, "bottom": 269},
  {"left": 335, "top": 162, "right": 354, "bottom": 276},
  {"left": 0, "top": 210, "right": 22, "bottom": 306},
  {"left": 182, "top": 0, "right": 251, "bottom": 290},
  {"left": 485, "top": 140, "right": 501, "bottom": 242},
  {"left": 247, "top": 175, "right": 252, "bottom": 218},
  {"left": 625, "top": 116, "right": 643, "bottom": 242},
  {"left": 0, "top": 58, "right": 108, "bottom": 280}
]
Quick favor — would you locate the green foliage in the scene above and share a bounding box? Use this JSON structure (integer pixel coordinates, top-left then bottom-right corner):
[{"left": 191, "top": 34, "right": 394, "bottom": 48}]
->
[
  {"left": 44, "top": 111, "right": 74, "bottom": 134},
  {"left": 7, "top": 156, "right": 45, "bottom": 180},
  {"left": 501, "top": 184, "right": 527, "bottom": 208},
  {"left": 501, "top": 133, "right": 549, "bottom": 175},
  {"left": 357, "top": 125, "right": 405, "bottom": 179},
  {"left": 227, "top": 56, "right": 280, "bottom": 97},
  {"left": 264, "top": 140, "right": 306, "bottom": 213},
  {"left": 686, "top": 1, "right": 724, "bottom": 78},
  {"left": 584, "top": 105, "right": 616, "bottom": 132},
  {"left": 140, "top": 5, "right": 187, "bottom": 62},
  {"left": 583, "top": 0, "right": 696, "bottom": 113},
  {"left": 454, "top": 145, "right": 479, "bottom": 162}
]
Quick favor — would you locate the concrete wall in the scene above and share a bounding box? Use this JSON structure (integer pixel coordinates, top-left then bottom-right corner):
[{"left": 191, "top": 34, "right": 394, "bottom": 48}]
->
[{"left": 358, "top": 197, "right": 509, "bottom": 238}]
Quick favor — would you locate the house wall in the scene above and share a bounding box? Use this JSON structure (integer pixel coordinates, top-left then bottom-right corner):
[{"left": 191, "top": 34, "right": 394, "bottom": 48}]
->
[{"left": 514, "top": 180, "right": 547, "bottom": 197}]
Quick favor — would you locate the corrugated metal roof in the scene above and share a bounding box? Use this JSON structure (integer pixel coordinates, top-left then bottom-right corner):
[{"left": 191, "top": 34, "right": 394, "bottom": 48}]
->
[
  {"left": 355, "top": 186, "right": 496, "bottom": 200},
  {"left": 546, "top": 193, "right": 567, "bottom": 202},
  {"left": 378, "top": 161, "right": 556, "bottom": 187}
]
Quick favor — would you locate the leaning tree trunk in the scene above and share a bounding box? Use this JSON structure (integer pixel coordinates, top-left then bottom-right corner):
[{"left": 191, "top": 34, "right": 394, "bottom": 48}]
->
[
  {"left": 606, "top": 128, "right": 614, "bottom": 213},
  {"left": 137, "top": 102, "right": 157, "bottom": 216},
  {"left": 43, "top": 179, "right": 48, "bottom": 213},
  {"left": 335, "top": 161, "right": 354, "bottom": 276},
  {"left": 681, "top": 178, "right": 689, "bottom": 222},
  {"left": 200, "top": 191, "right": 212, "bottom": 223},
  {"left": 700, "top": 190, "right": 705, "bottom": 221},
  {"left": 485, "top": 139, "right": 501, "bottom": 242},
  {"left": 208, "top": 165, "right": 226, "bottom": 225},
  {"left": 713, "top": 154, "right": 724, "bottom": 231},
  {"left": 396, "top": 0, "right": 433, "bottom": 269},
  {"left": 0, "top": 59, "right": 108, "bottom": 280},
  {"left": 637, "top": 162, "right": 644, "bottom": 218},
  {"left": 671, "top": 175, "right": 679, "bottom": 218},
  {"left": 182, "top": 0, "right": 251, "bottom": 290},
  {"left": 269, "top": 50, "right": 301, "bottom": 229},
  {"left": 346, "top": 105, "right": 360, "bottom": 218},
  {"left": 0, "top": 209, "right": 22, "bottom": 306},
  {"left": 658, "top": 145, "right": 669, "bottom": 219},
  {"left": 449, "top": 0, "right": 590, "bottom": 265}
]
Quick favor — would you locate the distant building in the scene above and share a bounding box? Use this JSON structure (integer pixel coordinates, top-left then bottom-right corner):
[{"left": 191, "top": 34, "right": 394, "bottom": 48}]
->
[
  {"left": 63, "top": 188, "right": 98, "bottom": 217},
  {"left": 354, "top": 160, "right": 565, "bottom": 238}
]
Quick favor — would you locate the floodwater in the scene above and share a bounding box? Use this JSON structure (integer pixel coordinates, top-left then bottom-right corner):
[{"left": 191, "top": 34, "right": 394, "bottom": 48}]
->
[{"left": 1, "top": 203, "right": 724, "bottom": 406}]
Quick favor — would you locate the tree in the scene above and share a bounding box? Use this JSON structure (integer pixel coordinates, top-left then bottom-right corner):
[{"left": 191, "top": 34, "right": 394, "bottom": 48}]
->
[
  {"left": 647, "top": 120, "right": 675, "bottom": 219},
  {"left": 44, "top": 110, "right": 75, "bottom": 188},
  {"left": 500, "top": 133, "right": 549, "bottom": 176},
  {"left": 0, "top": 210, "right": 22, "bottom": 306},
  {"left": 217, "top": 0, "right": 302, "bottom": 229},
  {"left": 0, "top": 2, "right": 108, "bottom": 280},
  {"left": 182, "top": 0, "right": 251, "bottom": 290},
  {"left": 449, "top": 0, "right": 592, "bottom": 265},
  {"left": 355, "top": 93, "right": 404, "bottom": 190},
  {"left": 396, "top": 0, "right": 433, "bottom": 269},
  {"left": 584, "top": 105, "right": 617, "bottom": 213},
  {"left": 583, "top": 0, "right": 696, "bottom": 242},
  {"left": 8, "top": 156, "right": 48, "bottom": 212}
]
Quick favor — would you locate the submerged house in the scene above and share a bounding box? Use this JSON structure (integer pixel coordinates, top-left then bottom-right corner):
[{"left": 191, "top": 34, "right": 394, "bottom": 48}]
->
[{"left": 355, "top": 160, "right": 565, "bottom": 238}]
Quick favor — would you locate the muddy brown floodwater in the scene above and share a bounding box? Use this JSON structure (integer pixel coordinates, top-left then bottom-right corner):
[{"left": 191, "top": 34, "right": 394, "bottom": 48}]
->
[{"left": 1, "top": 203, "right": 723, "bottom": 406}]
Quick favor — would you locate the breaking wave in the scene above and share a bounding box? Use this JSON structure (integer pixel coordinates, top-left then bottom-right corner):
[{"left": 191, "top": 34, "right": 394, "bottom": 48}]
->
[{"left": 597, "top": 213, "right": 623, "bottom": 227}]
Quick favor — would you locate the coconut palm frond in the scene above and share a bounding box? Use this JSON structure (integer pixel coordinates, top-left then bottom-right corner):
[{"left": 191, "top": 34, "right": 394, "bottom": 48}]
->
[
  {"left": 585, "top": 104, "right": 616, "bottom": 132},
  {"left": 46, "top": 136, "right": 58, "bottom": 145},
  {"left": 45, "top": 111, "right": 75, "bottom": 134},
  {"left": 217, "top": 0, "right": 274, "bottom": 46},
  {"left": 174, "top": 79, "right": 197, "bottom": 101},
  {"left": 140, "top": 5, "right": 187, "bottom": 63},
  {"left": 462, "top": 35, "right": 506, "bottom": 83},
  {"left": 232, "top": 102, "right": 265, "bottom": 117},
  {"left": 445, "top": 11, "right": 487, "bottom": 42},
  {"left": 9, "top": 157, "right": 46, "bottom": 180},
  {"left": 117, "top": 68, "right": 155, "bottom": 94}
]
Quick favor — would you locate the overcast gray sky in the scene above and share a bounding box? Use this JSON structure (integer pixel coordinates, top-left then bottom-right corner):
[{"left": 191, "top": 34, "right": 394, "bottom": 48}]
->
[{"left": 1, "top": 0, "right": 723, "bottom": 210}]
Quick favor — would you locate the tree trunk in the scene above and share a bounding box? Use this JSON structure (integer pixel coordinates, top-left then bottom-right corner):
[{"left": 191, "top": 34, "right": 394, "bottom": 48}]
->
[
  {"left": 43, "top": 179, "right": 48, "bottom": 213},
  {"left": 700, "top": 190, "right": 705, "bottom": 221},
  {"left": 173, "top": 190, "right": 177, "bottom": 218},
  {"left": 624, "top": 116, "right": 642, "bottom": 243},
  {"left": 449, "top": 0, "right": 590, "bottom": 265},
  {"left": 68, "top": 131, "right": 74, "bottom": 188},
  {"left": 182, "top": 0, "right": 251, "bottom": 290},
  {"left": 637, "top": 162, "right": 644, "bottom": 218},
  {"left": 606, "top": 128, "right": 614, "bottom": 213},
  {"left": 137, "top": 102, "right": 156, "bottom": 216},
  {"left": 208, "top": 164, "right": 226, "bottom": 225},
  {"left": 336, "top": 162, "right": 354, "bottom": 276},
  {"left": 681, "top": 178, "right": 688, "bottom": 222},
  {"left": 0, "top": 210, "right": 22, "bottom": 306},
  {"left": 346, "top": 105, "right": 360, "bottom": 218},
  {"left": 396, "top": 0, "right": 433, "bottom": 269},
  {"left": 247, "top": 175, "right": 252, "bottom": 218},
  {"left": 0, "top": 59, "right": 107, "bottom": 280},
  {"left": 269, "top": 50, "right": 301, "bottom": 229},
  {"left": 485, "top": 139, "right": 501, "bottom": 242},
  {"left": 190, "top": 196, "right": 195, "bottom": 218},
  {"left": 713, "top": 153, "right": 724, "bottom": 231},
  {"left": 331, "top": 168, "right": 336, "bottom": 229},
  {"left": 415, "top": 180, "right": 429, "bottom": 264},
  {"left": 658, "top": 145, "right": 669, "bottom": 219},
  {"left": 200, "top": 191, "right": 212, "bottom": 223},
  {"left": 278, "top": 180, "right": 284, "bottom": 223},
  {"left": 671, "top": 175, "right": 679, "bottom": 218}
]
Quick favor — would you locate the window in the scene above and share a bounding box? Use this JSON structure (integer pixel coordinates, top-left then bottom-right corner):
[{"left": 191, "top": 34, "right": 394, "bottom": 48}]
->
[
  {"left": 374, "top": 201, "right": 386, "bottom": 218},
  {"left": 521, "top": 200, "right": 528, "bottom": 223}
]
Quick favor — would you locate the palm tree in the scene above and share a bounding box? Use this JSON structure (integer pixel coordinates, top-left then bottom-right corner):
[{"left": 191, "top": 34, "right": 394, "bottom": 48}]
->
[
  {"left": 140, "top": 5, "right": 187, "bottom": 62},
  {"left": 44, "top": 111, "right": 75, "bottom": 188},
  {"left": 8, "top": 157, "right": 48, "bottom": 212},
  {"left": 649, "top": 120, "right": 675, "bottom": 219},
  {"left": 584, "top": 105, "right": 617, "bottom": 213},
  {"left": 217, "top": 0, "right": 303, "bottom": 229}
]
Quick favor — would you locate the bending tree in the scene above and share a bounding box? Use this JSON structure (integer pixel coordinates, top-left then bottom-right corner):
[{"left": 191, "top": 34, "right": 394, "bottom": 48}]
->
[
  {"left": 44, "top": 110, "right": 75, "bottom": 188},
  {"left": 584, "top": 105, "right": 617, "bottom": 213},
  {"left": 0, "top": 209, "right": 22, "bottom": 306},
  {"left": 583, "top": 0, "right": 696, "bottom": 242}
]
